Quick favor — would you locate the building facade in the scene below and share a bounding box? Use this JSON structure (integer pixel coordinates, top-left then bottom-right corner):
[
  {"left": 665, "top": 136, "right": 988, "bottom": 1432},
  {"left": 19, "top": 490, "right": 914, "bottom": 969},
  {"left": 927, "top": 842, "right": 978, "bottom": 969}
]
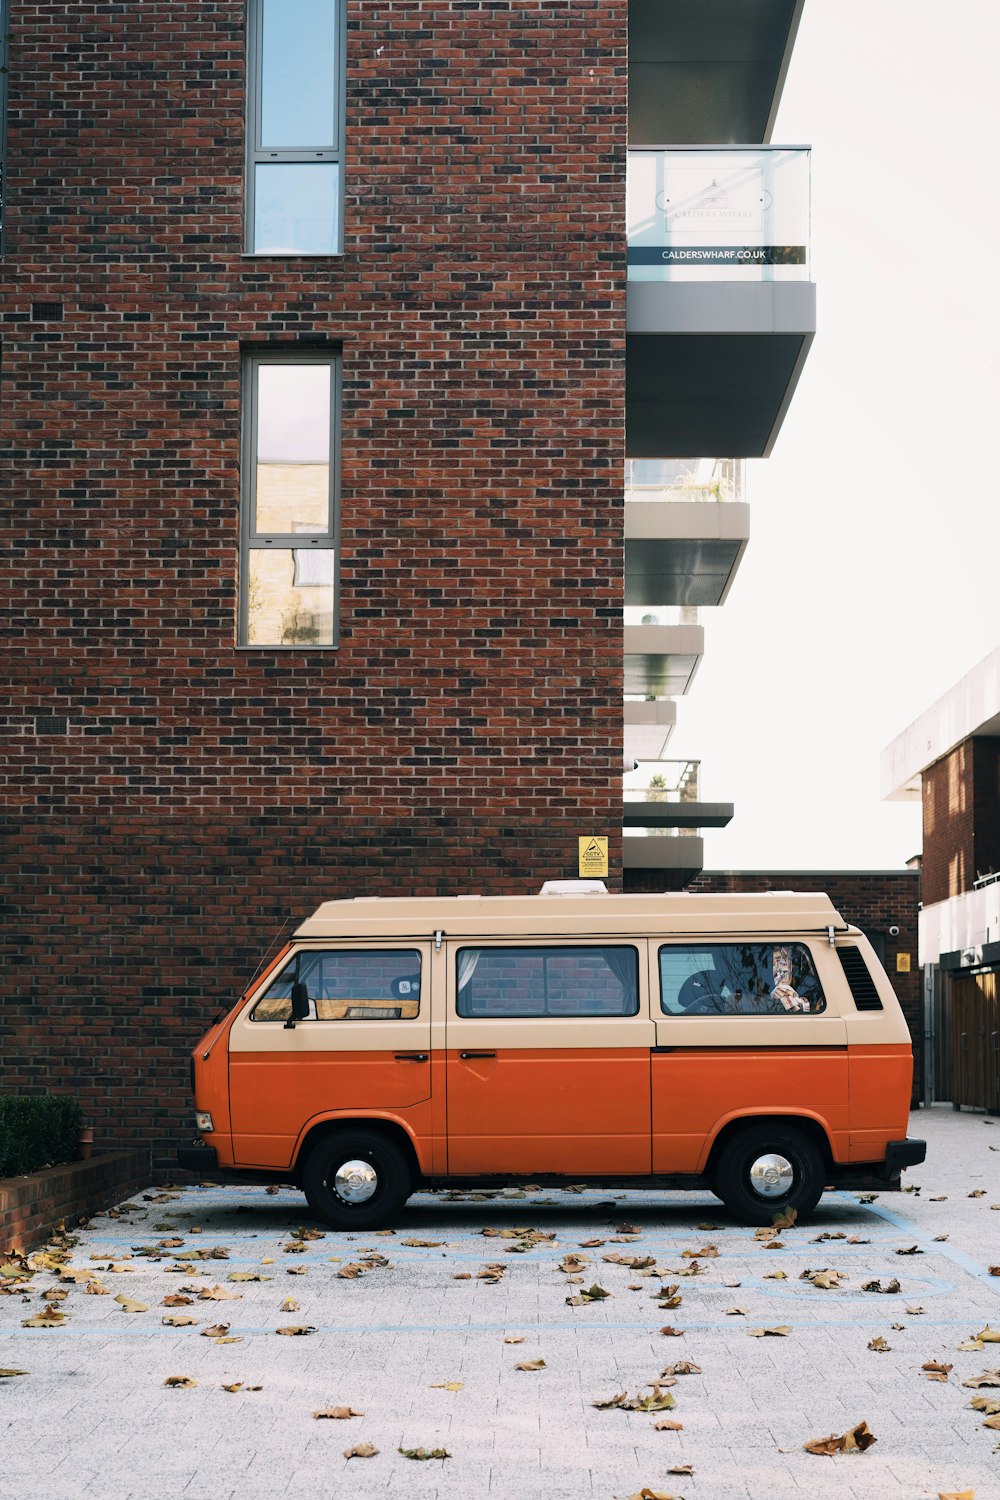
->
[
  {"left": 1, "top": 2, "right": 812, "bottom": 1157},
  {"left": 882, "top": 646, "right": 1000, "bottom": 1111}
]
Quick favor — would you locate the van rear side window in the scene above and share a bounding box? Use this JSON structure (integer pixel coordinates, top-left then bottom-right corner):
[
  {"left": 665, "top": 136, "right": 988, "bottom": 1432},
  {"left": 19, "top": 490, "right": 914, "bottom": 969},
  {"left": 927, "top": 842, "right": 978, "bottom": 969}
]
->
[
  {"left": 659, "top": 943, "right": 826, "bottom": 1016},
  {"left": 456, "top": 946, "right": 639, "bottom": 1018},
  {"left": 251, "top": 948, "right": 422, "bottom": 1022}
]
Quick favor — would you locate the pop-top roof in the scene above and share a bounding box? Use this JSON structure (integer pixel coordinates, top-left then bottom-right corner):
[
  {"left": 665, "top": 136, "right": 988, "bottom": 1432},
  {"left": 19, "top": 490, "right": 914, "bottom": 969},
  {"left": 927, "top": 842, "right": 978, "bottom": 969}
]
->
[{"left": 295, "top": 891, "right": 847, "bottom": 941}]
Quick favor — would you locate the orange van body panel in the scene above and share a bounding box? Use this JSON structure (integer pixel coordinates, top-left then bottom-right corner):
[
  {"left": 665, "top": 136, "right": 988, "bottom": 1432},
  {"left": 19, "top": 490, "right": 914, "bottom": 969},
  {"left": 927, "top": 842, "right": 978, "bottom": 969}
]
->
[
  {"left": 445, "top": 1047, "right": 651, "bottom": 1175},
  {"left": 847, "top": 1041, "right": 913, "bottom": 1161},
  {"left": 229, "top": 1050, "right": 433, "bottom": 1169},
  {"left": 652, "top": 1048, "right": 850, "bottom": 1173}
]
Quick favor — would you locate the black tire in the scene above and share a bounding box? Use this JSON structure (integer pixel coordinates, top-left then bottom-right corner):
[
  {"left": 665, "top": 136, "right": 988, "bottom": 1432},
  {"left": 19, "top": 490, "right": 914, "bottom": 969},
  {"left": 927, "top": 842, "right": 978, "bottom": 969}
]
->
[
  {"left": 302, "top": 1128, "right": 412, "bottom": 1230},
  {"left": 712, "top": 1121, "right": 825, "bottom": 1226}
]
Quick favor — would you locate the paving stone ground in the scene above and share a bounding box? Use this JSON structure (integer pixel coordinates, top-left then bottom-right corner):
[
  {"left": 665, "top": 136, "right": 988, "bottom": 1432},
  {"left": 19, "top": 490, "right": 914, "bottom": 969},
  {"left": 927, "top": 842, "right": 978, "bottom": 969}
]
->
[{"left": 2, "top": 1106, "right": 1000, "bottom": 1500}]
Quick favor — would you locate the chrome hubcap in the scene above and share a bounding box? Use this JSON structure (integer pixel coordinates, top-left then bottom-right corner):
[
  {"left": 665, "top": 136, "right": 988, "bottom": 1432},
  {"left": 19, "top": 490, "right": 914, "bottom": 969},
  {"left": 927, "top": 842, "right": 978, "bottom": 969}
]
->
[
  {"left": 748, "top": 1152, "right": 794, "bottom": 1199},
  {"left": 333, "top": 1158, "right": 378, "bottom": 1204}
]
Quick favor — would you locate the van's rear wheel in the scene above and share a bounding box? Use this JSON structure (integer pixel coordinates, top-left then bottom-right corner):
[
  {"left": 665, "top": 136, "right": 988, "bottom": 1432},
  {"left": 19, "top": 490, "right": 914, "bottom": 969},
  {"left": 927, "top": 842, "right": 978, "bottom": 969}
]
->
[
  {"left": 713, "top": 1122, "right": 825, "bottom": 1226},
  {"left": 302, "top": 1129, "right": 412, "bottom": 1230}
]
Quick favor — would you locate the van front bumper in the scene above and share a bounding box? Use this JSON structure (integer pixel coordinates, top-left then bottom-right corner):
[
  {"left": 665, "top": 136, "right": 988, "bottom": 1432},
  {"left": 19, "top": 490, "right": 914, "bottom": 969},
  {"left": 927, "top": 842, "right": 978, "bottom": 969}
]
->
[
  {"left": 178, "top": 1142, "right": 219, "bottom": 1172},
  {"left": 884, "top": 1137, "right": 926, "bottom": 1172}
]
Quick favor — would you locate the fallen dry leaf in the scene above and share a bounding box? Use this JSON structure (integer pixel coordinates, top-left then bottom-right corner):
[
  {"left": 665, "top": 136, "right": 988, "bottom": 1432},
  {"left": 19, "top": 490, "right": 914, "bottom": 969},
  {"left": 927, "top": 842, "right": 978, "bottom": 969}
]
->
[
  {"left": 198, "top": 1285, "right": 239, "bottom": 1301},
  {"left": 861, "top": 1278, "right": 901, "bottom": 1295},
  {"left": 163, "top": 1294, "right": 193, "bottom": 1307},
  {"left": 114, "top": 1295, "right": 148, "bottom": 1313},
  {"left": 162, "top": 1315, "right": 198, "bottom": 1327},
  {"left": 772, "top": 1206, "right": 798, "bottom": 1230},
  {"left": 725, "top": 1307, "right": 748, "bottom": 1317},
  {"left": 228, "top": 1272, "right": 267, "bottom": 1283},
  {"left": 659, "top": 1326, "right": 684, "bottom": 1337},
  {"left": 279, "top": 1297, "right": 299, "bottom": 1313},
  {"left": 163, "top": 1375, "right": 196, "bottom": 1388},
  {"left": 803, "top": 1420, "right": 877, "bottom": 1455},
  {"left": 201, "top": 1323, "right": 230, "bottom": 1338},
  {"left": 970, "top": 1395, "right": 1000, "bottom": 1414},
  {"left": 749, "top": 1326, "right": 791, "bottom": 1338},
  {"left": 222, "top": 1382, "right": 262, "bottom": 1393},
  {"left": 976, "top": 1326, "right": 1000, "bottom": 1343},
  {"left": 868, "top": 1336, "right": 891, "bottom": 1352},
  {"left": 653, "top": 1419, "right": 684, "bottom": 1431},
  {"left": 662, "top": 1361, "right": 701, "bottom": 1375},
  {"left": 0, "top": 1369, "right": 28, "bottom": 1378},
  {"left": 398, "top": 1446, "right": 451, "bottom": 1460},
  {"left": 515, "top": 1359, "right": 546, "bottom": 1372},
  {"left": 763, "top": 1270, "right": 788, "bottom": 1281},
  {"left": 622, "top": 1490, "right": 681, "bottom": 1500},
  {"left": 666, "top": 1465, "right": 694, "bottom": 1476},
  {"left": 559, "top": 1255, "right": 590, "bottom": 1275},
  {"left": 565, "top": 1283, "right": 610, "bottom": 1305},
  {"left": 276, "top": 1325, "right": 316, "bottom": 1336},
  {"left": 430, "top": 1381, "right": 464, "bottom": 1391},
  {"left": 895, "top": 1245, "right": 923, "bottom": 1256},
  {"left": 579, "top": 1238, "right": 605, "bottom": 1248},
  {"left": 923, "top": 1361, "right": 953, "bottom": 1381},
  {"left": 957, "top": 1339, "right": 984, "bottom": 1352},
  {"left": 313, "top": 1406, "right": 363, "bottom": 1419},
  {"left": 401, "top": 1239, "right": 443, "bottom": 1248},
  {"left": 963, "top": 1369, "right": 1000, "bottom": 1389},
  {"left": 803, "top": 1268, "right": 846, "bottom": 1290},
  {"left": 969, "top": 1189, "right": 987, "bottom": 1198},
  {"left": 906, "top": 1305, "right": 926, "bottom": 1315},
  {"left": 503, "top": 1335, "right": 525, "bottom": 1344},
  {"left": 937, "top": 1491, "right": 975, "bottom": 1499},
  {"left": 593, "top": 1384, "right": 676, "bottom": 1413},
  {"left": 22, "top": 1308, "right": 68, "bottom": 1328},
  {"left": 344, "top": 1443, "right": 379, "bottom": 1459},
  {"left": 84, "top": 1281, "right": 109, "bottom": 1296}
]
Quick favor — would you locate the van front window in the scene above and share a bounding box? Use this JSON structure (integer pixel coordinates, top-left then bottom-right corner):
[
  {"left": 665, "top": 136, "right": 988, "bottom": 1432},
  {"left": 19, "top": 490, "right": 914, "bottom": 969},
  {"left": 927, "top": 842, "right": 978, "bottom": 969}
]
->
[{"left": 251, "top": 948, "right": 422, "bottom": 1022}]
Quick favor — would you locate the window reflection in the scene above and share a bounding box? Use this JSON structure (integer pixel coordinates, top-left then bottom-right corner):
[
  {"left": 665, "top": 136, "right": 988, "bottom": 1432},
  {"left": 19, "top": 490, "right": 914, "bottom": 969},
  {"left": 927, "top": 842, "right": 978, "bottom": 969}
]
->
[
  {"left": 246, "top": 549, "right": 335, "bottom": 646},
  {"left": 254, "top": 365, "right": 331, "bottom": 534},
  {"left": 254, "top": 163, "right": 340, "bottom": 256},
  {"left": 260, "top": 0, "right": 338, "bottom": 149}
]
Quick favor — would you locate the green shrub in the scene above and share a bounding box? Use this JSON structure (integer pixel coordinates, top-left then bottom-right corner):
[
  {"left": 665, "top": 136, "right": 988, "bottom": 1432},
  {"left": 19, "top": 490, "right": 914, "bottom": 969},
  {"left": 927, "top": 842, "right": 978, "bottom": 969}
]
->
[{"left": 0, "top": 1095, "right": 83, "bottom": 1177}]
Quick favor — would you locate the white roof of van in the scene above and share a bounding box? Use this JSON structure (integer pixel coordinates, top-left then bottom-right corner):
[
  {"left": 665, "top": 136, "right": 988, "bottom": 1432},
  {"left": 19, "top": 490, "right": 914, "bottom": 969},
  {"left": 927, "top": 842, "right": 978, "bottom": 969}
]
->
[{"left": 295, "top": 891, "right": 849, "bottom": 941}]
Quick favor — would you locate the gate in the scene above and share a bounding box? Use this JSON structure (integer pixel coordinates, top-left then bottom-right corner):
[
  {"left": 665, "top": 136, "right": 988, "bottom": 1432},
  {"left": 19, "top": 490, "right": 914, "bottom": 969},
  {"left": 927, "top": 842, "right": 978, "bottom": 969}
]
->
[{"left": 950, "top": 971, "right": 1000, "bottom": 1112}]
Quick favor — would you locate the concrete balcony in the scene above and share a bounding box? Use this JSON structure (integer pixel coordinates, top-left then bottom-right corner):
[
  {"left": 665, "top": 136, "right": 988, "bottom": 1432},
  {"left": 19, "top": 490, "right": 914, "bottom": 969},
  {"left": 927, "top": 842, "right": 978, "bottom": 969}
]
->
[
  {"left": 626, "top": 146, "right": 814, "bottom": 457},
  {"left": 623, "top": 833, "right": 705, "bottom": 873},
  {"left": 624, "top": 621, "right": 704, "bottom": 698},
  {"left": 623, "top": 699, "right": 677, "bottom": 763}
]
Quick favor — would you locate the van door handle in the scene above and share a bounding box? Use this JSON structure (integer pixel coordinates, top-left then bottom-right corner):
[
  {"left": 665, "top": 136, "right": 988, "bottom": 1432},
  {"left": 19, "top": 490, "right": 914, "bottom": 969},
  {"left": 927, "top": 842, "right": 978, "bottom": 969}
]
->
[
  {"left": 459, "top": 1050, "right": 496, "bottom": 1060},
  {"left": 394, "top": 1052, "right": 428, "bottom": 1062}
]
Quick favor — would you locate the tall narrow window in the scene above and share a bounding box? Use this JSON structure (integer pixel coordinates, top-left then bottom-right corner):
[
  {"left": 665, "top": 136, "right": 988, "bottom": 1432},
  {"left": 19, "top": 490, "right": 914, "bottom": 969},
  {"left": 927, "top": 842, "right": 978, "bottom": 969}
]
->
[
  {"left": 246, "top": 0, "right": 345, "bottom": 254},
  {"left": 240, "top": 353, "right": 340, "bottom": 647}
]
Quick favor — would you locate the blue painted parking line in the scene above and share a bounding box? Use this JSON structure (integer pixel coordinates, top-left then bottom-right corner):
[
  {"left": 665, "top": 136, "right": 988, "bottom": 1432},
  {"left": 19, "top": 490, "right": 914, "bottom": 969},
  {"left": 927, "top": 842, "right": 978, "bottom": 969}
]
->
[{"left": 836, "top": 1191, "right": 1000, "bottom": 1297}]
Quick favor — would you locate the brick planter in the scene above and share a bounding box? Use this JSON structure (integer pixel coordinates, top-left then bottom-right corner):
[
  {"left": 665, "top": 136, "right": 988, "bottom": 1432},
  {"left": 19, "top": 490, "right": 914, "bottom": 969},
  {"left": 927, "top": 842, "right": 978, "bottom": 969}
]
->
[{"left": 0, "top": 1148, "right": 151, "bottom": 1253}]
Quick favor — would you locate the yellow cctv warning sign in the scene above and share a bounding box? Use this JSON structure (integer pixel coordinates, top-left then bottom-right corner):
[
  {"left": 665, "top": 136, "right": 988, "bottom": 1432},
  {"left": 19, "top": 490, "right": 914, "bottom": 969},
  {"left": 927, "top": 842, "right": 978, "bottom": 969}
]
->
[{"left": 578, "top": 836, "right": 609, "bottom": 878}]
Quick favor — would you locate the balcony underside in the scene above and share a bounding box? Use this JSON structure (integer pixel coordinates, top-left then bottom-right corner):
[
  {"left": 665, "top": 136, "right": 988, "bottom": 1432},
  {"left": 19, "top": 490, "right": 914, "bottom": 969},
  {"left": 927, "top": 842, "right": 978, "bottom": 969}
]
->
[
  {"left": 624, "top": 623, "right": 704, "bottom": 698},
  {"left": 626, "top": 283, "right": 814, "bottom": 458},
  {"left": 626, "top": 500, "right": 750, "bottom": 608},
  {"left": 629, "top": 0, "right": 805, "bottom": 146},
  {"left": 623, "top": 699, "right": 677, "bottom": 762}
]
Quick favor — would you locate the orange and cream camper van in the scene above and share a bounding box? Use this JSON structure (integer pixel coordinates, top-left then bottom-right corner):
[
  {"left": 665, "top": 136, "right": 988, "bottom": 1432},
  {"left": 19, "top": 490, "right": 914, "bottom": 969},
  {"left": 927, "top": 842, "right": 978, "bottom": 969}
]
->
[{"left": 180, "top": 886, "right": 925, "bottom": 1227}]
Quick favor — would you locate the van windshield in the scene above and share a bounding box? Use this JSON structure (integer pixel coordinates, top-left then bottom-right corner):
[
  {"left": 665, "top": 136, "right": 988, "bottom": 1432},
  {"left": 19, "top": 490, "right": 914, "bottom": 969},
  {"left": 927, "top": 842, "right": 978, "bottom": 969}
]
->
[{"left": 251, "top": 948, "right": 422, "bottom": 1022}]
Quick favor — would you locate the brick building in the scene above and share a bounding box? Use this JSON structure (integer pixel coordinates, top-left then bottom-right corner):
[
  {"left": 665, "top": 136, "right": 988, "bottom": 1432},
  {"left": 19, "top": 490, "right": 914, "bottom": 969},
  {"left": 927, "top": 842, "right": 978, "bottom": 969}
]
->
[
  {"left": 882, "top": 646, "right": 1000, "bottom": 1110},
  {"left": 1, "top": 2, "right": 813, "bottom": 1157}
]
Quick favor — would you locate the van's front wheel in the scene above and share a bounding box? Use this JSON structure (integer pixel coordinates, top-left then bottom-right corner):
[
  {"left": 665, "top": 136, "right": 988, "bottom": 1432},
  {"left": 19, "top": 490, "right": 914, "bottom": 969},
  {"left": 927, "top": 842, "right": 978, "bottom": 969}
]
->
[
  {"left": 713, "top": 1122, "right": 825, "bottom": 1226},
  {"left": 302, "top": 1129, "right": 412, "bottom": 1230}
]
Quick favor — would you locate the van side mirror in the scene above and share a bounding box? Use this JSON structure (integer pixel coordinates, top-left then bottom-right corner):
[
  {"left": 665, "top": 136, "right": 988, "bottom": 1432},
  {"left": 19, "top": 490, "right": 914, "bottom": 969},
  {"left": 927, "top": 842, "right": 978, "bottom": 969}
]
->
[{"left": 284, "top": 981, "right": 310, "bottom": 1029}]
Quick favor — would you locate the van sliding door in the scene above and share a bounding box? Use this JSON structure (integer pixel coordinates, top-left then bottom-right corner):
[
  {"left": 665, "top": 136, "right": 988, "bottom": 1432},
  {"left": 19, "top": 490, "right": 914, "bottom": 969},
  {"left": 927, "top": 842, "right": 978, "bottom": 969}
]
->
[{"left": 444, "top": 941, "right": 654, "bottom": 1176}]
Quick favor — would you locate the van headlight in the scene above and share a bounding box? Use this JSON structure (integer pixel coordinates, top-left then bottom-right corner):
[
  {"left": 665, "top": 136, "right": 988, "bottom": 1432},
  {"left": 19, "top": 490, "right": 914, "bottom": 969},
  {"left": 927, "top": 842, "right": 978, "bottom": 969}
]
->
[{"left": 195, "top": 1112, "right": 215, "bottom": 1132}]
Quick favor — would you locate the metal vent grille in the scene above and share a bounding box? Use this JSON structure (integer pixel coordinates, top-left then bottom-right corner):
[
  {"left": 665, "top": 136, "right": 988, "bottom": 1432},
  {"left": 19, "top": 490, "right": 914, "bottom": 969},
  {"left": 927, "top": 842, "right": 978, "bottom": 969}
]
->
[
  {"left": 837, "top": 946, "right": 884, "bottom": 1011},
  {"left": 31, "top": 301, "right": 64, "bottom": 321}
]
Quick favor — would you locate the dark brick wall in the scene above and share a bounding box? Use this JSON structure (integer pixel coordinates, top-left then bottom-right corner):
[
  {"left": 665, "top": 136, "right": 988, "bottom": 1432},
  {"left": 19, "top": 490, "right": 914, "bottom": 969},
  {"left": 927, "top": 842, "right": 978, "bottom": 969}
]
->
[
  {"left": 682, "top": 870, "right": 923, "bottom": 1104},
  {"left": 922, "top": 738, "right": 1000, "bottom": 905},
  {"left": 0, "top": 2, "right": 628, "bottom": 1156}
]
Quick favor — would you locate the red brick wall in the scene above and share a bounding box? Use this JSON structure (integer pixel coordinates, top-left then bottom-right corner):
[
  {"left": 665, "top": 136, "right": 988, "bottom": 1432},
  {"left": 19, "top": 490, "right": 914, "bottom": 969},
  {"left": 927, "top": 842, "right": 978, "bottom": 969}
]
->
[
  {"left": 682, "top": 871, "right": 923, "bottom": 1104},
  {"left": 922, "top": 738, "right": 1000, "bottom": 905},
  {"left": 0, "top": 1149, "right": 151, "bottom": 1254},
  {"left": 0, "top": 3, "right": 628, "bottom": 1157}
]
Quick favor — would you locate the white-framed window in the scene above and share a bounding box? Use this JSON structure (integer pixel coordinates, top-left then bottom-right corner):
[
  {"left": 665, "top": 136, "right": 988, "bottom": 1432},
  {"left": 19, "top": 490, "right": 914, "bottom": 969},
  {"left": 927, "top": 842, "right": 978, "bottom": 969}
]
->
[
  {"left": 239, "top": 352, "right": 340, "bottom": 648},
  {"left": 245, "top": 0, "right": 346, "bottom": 255}
]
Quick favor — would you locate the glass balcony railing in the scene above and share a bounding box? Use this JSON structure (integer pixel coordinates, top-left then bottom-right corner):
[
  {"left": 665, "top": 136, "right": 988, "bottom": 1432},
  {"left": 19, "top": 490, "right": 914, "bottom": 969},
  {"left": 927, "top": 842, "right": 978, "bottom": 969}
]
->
[
  {"left": 624, "top": 605, "right": 700, "bottom": 628},
  {"left": 627, "top": 146, "right": 810, "bottom": 282},
  {"left": 626, "top": 457, "right": 744, "bottom": 504},
  {"left": 624, "top": 759, "right": 700, "bottom": 801}
]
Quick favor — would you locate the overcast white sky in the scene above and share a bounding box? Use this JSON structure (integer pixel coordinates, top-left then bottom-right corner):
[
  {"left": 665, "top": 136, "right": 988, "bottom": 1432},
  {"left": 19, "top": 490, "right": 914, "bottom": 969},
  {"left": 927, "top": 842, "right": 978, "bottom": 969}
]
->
[{"left": 663, "top": 0, "right": 1000, "bottom": 871}]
